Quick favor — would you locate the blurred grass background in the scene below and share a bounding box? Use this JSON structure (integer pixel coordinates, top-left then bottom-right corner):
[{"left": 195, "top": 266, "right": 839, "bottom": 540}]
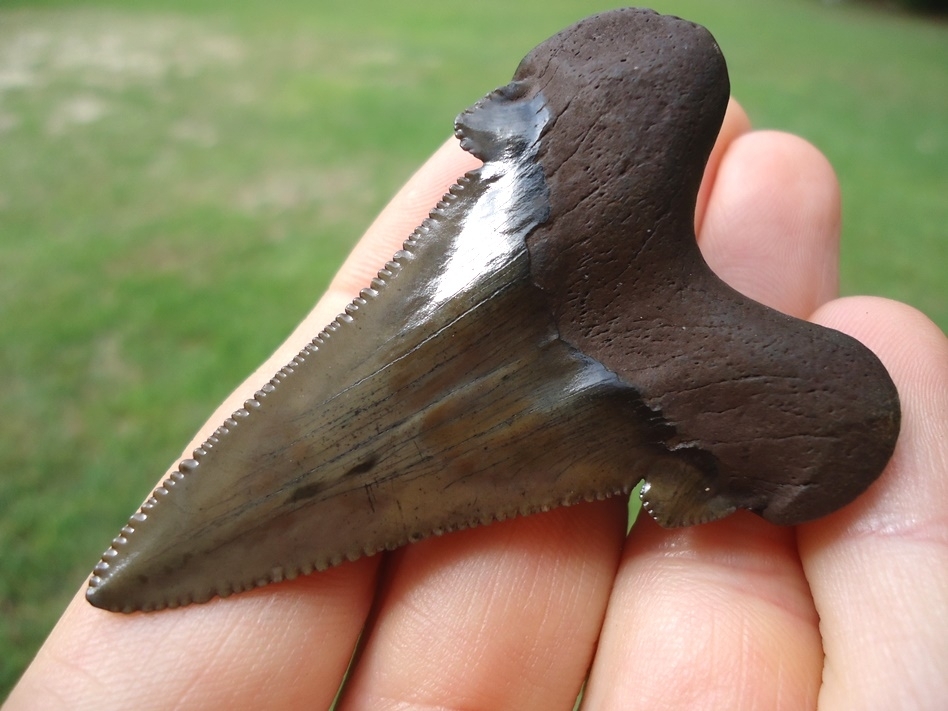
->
[{"left": 1, "top": 0, "right": 945, "bottom": 697}]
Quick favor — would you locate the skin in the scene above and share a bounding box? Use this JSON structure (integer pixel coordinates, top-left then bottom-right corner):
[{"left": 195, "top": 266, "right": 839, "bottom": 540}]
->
[{"left": 6, "top": 100, "right": 947, "bottom": 710}]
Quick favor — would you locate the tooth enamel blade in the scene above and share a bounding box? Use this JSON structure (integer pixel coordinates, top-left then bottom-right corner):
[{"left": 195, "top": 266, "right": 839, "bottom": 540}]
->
[{"left": 86, "top": 97, "right": 675, "bottom": 613}]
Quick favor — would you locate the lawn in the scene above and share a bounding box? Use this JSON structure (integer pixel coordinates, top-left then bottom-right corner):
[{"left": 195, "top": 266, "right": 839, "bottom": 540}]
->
[{"left": 1, "top": 0, "right": 945, "bottom": 698}]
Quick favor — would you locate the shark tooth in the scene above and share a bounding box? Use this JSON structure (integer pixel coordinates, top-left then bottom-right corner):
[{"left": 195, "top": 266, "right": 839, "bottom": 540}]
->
[{"left": 87, "top": 8, "right": 900, "bottom": 613}]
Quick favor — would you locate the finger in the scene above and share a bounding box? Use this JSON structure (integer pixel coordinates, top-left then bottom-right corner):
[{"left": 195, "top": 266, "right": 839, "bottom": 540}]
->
[
  {"left": 799, "top": 299, "right": 948, "bottom": 709},
  {"left": 698, "top": 129, "right": 841, "bottom": 317},
  {"left": 584, "top": 513, "right": 822, "bottom": 709},
  {"left": 4, "top": 561, "right": 376, "bottom": 710},
  {"left": 340, "top": 503, "right": 628, "bottom": 710},
  {"left": 585, "top": 126, "right": 843, "bottom": 709},
  {"left": 5, "top": 140, "right": 479, "bottom": 711},
  {"left": 333, "top": 101, "right": 757, "bottom": 710},
  {"left": 695, "top": 97, "right": 752, "bottom": 233}
]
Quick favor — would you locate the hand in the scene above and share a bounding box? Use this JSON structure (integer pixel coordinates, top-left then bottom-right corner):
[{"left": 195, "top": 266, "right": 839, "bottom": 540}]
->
[{"left": 6, "top": 100, "right": 947, "bottom": 711}]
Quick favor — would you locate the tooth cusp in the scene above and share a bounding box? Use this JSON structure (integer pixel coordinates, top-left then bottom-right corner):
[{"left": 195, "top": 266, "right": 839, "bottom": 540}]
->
[{"left": 178, "top": 459, "right": 199, "bottom": 474}]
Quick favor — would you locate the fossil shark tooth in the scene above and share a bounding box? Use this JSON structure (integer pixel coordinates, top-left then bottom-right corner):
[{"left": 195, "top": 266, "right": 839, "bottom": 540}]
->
[{"left": 87, "top": 8, "right": 900, "bottom": 613}]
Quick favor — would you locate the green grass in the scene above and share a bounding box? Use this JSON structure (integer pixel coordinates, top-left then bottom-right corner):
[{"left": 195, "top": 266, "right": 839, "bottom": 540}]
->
[{"left": 1, "top": 0, "right": 945, "bottom": 698}]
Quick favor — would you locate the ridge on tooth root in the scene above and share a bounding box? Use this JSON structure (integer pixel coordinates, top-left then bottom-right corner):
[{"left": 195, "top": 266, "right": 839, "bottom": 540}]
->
[{"left": 86, "top": 8, "right": 899, "bottom": 613}]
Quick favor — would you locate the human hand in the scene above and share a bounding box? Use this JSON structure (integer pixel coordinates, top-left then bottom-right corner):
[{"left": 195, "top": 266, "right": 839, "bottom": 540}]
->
[{"left": 6, "top": 100, "right": 947, "bottom": 710}]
